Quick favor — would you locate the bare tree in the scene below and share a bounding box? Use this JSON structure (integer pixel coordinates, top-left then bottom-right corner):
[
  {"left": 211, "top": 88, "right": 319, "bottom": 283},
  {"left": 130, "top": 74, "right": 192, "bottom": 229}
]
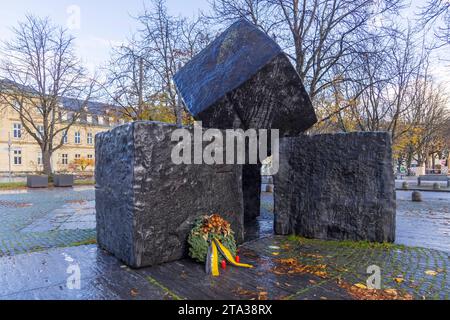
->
[
  {"left": 103, "top": 40, "right": 160, "bottom": 121},
  {"left": 209, "top": 0, "right": 403, "bottom": 101},
  {"left": 0, "top": 15, "right": 96, "bottom": 175},
  {"left": 418, "top": 0, "right": 450, "bottom": 45},
  {"left": 316, "top": 23, "right": 432, "bottom": 145},
  {"left": 407, "top": 83, "right": 449, "bottom": 169},
  {"left": 104, "top": 0, "right": 212, "bottom": 124},
  {"left": 138, "top": 0, "right": 213, "bottom": 125}
]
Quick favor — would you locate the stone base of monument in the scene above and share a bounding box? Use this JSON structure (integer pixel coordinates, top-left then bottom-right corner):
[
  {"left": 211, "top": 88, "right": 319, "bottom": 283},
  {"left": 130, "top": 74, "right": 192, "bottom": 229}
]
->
[
  {"left": 274, "top": 132, "right": 396, "bottom": 243},
  {"left": 95, "top": 122, "right": 244, "bottom": 269}
]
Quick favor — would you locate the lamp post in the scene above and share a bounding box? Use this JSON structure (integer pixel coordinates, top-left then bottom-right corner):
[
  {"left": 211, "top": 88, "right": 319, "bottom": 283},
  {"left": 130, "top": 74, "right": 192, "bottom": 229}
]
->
[{"left": 8, "top": 132, "right": 12, "bottom": 182}]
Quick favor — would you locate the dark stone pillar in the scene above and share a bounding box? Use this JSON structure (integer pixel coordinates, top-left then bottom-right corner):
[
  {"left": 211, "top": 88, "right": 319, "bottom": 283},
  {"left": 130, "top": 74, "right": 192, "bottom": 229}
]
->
[
  {"left": 274, "top": 132, "right": 396, "bottom": 243},
  {"left": 95, "top": 122, "right": 244, "bottom": 268},
  {"left": 242, "top": 164, "right": 262, "bottom": 222}
]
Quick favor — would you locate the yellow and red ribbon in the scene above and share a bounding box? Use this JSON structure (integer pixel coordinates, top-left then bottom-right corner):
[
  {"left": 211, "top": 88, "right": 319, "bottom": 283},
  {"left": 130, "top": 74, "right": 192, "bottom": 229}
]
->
[{"left": 206, "top": 239, "right": 253, "bottom": 277}]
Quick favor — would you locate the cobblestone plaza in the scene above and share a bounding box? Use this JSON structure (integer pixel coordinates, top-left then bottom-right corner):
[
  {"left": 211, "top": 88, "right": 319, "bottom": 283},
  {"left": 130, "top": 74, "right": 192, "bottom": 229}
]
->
[{"left": 0, "top": 187, "right": 449, "bottom": 300}]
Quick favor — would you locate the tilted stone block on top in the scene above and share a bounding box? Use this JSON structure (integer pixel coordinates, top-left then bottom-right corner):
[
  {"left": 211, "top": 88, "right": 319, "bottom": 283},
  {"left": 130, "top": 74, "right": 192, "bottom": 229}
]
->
[
  {"left": 274, "top": 132, "right": 396, "bottom": 243},
  {"left": 174, "top": 19, "right": 317, "bottom": 136},
  {"left": 174, "top": 19, "right": 318, "bottom": 222},
  {"left": 95, "top": 121, "right": 244, "bottom": 268}
]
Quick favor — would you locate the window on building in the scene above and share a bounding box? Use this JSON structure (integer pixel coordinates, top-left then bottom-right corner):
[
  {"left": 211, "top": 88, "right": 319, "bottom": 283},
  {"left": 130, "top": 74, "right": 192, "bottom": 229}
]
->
[
  {"left": 13, "top": 123, "right": 22, "bottom": 139},
  {"left": 37, "top": 152, "right": 42, "bottom": 165},
  {"left": 74, "top": 131, "right": 81, "bottom": 144},
  {"left": 37, "top": 125, "right": 44, "bottom": 138},
  {"left": 13, "top": 149, "right": 22, "bottom": 165},
  {"left": 61, "top": 154, "right": 68, "bottom": 165},
  {"left": 63, "top": 131, "right": 68, "bottom": 144},
  {"left": 87, "top": 154, "right": 93, "bottom": 160},
  {"left": 87, "top": 132, "right": 93, "bottom": 145},
  {"left": 75, "top": 154, "right": 81, "bottom": 160}
]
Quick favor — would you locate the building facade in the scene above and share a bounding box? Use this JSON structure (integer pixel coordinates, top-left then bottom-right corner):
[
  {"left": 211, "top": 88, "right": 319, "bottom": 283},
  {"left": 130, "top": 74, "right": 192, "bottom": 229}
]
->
[{"left": 0, "top": 100, "right": 121, "bottom": 175}]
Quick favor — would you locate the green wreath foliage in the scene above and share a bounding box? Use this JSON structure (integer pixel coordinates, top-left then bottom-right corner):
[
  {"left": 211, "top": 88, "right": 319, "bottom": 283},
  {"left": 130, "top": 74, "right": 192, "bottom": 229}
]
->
[{"left": 188, "top": 215, "right": 237, "bottom": 263}]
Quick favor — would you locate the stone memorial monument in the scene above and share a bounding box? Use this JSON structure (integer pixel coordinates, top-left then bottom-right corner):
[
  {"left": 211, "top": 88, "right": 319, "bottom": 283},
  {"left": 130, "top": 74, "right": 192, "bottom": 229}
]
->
[{"left": 96, "top": 19, "right": 397, "bottom": 269}]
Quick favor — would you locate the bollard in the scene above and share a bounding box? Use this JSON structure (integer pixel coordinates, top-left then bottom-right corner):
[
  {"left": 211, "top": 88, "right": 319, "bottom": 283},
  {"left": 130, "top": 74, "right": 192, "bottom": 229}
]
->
[{"left": 412, "top": 191, "right": 422, "bottom": 202}]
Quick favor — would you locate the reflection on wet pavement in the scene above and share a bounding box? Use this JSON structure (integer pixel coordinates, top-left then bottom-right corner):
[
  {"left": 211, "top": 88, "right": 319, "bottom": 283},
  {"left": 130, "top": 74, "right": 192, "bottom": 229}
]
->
[
  {"left": 244, "top": 193, "right": 274, "bottom": 242},
  {"left": 247, "top": 191, "right": 450, "bottom": 254},
  {"left": 20, "top": 200, "right": 96, "bottom": 233},
  {"left": 396, "top": 191, "right": 450, "bottom": 253}
]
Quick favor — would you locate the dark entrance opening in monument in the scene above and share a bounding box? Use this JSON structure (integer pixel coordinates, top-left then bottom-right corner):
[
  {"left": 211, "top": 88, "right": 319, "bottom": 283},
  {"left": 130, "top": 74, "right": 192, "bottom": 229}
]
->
[{"left": 243, "top": 161, "right": 275, "bottom": 243}]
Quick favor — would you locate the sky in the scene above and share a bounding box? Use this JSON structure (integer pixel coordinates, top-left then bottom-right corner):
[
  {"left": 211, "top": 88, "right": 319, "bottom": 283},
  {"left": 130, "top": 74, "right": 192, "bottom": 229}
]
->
[
  {"left": 0, "top": 0, "right": 448, "bottom": 91},
  {"left": 0, "top": 0, "right": 210, "bottom": 73}
]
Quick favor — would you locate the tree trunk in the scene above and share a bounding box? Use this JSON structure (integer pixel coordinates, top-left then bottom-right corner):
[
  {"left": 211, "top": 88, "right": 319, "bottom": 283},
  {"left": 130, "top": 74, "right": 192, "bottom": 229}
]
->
[
  {"left": 397, "top": 155, "right": 403, "bottom": 173},
  {"left": 406, "top": 152, "right": 413, "bottom": 176},
  {"left": 175, "top": 94, "right": 183, "bottom": 126},
  {"left": 42, "top": 149, "right": 53, "bottom": 176},
  {"left": 175, "top": 63, "right": 184, "bottom": 127},
  {"left": 138, "top": 57, "right": 144, "bottom": 120}
]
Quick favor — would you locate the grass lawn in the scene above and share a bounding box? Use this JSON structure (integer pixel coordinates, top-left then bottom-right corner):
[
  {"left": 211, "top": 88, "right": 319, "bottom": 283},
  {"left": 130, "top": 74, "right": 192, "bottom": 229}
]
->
[
  {"left": 0, "top": 182, "right": 27, "bottom": 190},
  {"left": 0, "top": 180, "right": 95, "bottom": 190},
  {"left": 74, "top": 180, "right": 95, "bottom": 186}
]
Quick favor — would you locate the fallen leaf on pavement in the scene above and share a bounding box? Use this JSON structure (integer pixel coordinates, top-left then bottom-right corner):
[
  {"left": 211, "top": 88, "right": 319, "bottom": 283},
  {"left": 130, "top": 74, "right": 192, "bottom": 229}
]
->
[
  {"left": 271, "top": 258, "right": 328, "bottom": 278},
  {"left": 130, "top": 289, "right": 139, "bottom": 297},
  {"left": 354, "top": 283, "right": 367, "bottom": 290},
  {"left": 258, "top": 292, "right": 268, "bottom": 300},
  {"left": 394, "top": 277, "right": 405, "bottom": 284},
  {"left": 301, "top": 253, "right": 324, "bottom": 259},
  {"left": 339, "top": 281, "right": 413, "bottom": 300}
]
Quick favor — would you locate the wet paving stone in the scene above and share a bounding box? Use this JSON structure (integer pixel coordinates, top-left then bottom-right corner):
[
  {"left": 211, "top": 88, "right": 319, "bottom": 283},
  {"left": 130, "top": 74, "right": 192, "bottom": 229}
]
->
[
  {"left": 0, "top": 245, "right": 167, "bottom": 300},
  {"left": 396, "top": 191, "right": 450, "bottom": 253},
  {"left": 0, "top": 187, "right": 96, "bottom": 256},
  {"left": 0, "top": 188, "right": 449, "bottom": 299},
  {"left": 1, "top": 235, "right": 448, "bottom": 300}
]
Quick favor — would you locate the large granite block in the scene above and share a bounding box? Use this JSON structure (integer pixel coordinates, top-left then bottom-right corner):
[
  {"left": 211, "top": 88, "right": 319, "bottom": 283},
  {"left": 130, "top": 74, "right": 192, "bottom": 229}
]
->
[
  {"left": 174, "top": 19, "right": 317, "bottom": 136},
  {"left": 95, "top": 122, "right": 244, "bottom": 268},
  {"left": 274, "top": 132, "right": 396, "bottom": 243}
]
